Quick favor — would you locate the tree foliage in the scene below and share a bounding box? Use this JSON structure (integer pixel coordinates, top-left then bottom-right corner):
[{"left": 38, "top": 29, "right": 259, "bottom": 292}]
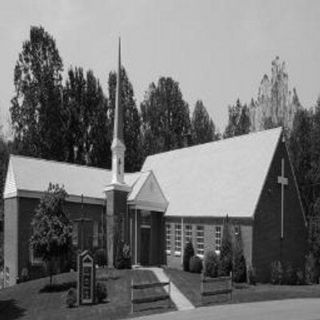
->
[
  {"left": 10, "top": 26, "right": 64, "bottom": 160},
  {"left": 141, "top": 77, "right": 191, "bottom": 156},
  {"left": 224, "top": 99, "right": 251, "bottom": 138},
  {"left": 191, "top": 100, "right": 218, "bottom": 145},
  {"left": 218, "top": 217, "right": 233, "bottom": 276},
  {"left": 30, "top": 183, "right": 72, "bottom": 283}
]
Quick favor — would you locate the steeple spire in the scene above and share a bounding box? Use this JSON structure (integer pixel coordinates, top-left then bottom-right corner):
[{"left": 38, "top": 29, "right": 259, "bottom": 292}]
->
[
  {"left": 111, "top": 37, "right": 126, "bottom": 185},
  {"left": 114, "top": 38, "right": 124, "bottom": 143}
]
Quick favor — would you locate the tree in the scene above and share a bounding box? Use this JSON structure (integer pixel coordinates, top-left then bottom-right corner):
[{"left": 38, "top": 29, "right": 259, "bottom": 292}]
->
[
  {"left": 191, "top": 100, "right": 217, "bottom": 145},
  {"left": 30, "top": 183, "right": 72, "bottom": 285},
  {"left": 232, "top": 227, "right": 247, "bottom": 282},
  {"left": 10, "top": 26, "right": 64, "bottom": 160},
  {"left": 224, "top": 99, "right": 251, "bottom": 138},
  {"left": 108, "top": 67, "right": 142, "bottom": 172},
  {"left": 63, "top": 67, "right": 110, "bottom": 167},
  {"left": 141, "top": 77, "right": 191, "bottom": 156},
  {"left": 289, "top": 108, "right": 314, "bottom": 215},
  {"left": 218, "top": 216, "right": 233, "bottom": 276},
  {"left": 183, "top": 242, "right": 195, "bottom": 272}
]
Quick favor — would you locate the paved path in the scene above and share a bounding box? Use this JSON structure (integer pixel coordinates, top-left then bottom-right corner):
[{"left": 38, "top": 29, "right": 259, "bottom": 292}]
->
[
  {"left": 134, "top": 298, "right": 320, "bottom": 320},
  {"left": 146, "top": 267, "right": 194, "bottom": 311}
]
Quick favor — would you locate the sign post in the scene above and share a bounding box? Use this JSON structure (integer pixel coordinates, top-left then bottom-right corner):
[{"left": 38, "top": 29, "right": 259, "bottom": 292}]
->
[{"left": 77, "top": 250, "right": 95, "bottom": 305}]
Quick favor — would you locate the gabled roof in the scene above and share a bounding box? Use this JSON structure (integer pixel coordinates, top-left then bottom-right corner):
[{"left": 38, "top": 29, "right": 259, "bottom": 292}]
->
[
  {"left": 4, "top": 155, "right": 141, "bottom": 204},
  {"left": 142, "top": 127, "right": 283, "bottom": 218}
]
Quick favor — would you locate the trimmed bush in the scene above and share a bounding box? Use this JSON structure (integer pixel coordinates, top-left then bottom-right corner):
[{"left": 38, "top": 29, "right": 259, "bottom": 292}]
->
[
  {"left": 94, "top": 248, "right": 107, "bottom": 267},
  {"left": 270, "top": 260, "right": 284, "bottom": 284},
  {"left": 284, "top": 263, "right": 297, "bottom": 285},
  {"left": 204, "top": 250, "right": 218, "bottom": 277},
  {"left": 218, "top": 217, "right": 233, "bottom": 276},
  {"left": 189, "top": 256, "right": 203, "bottom": 273},
  {"left": 296, "top": 269, "right": 305, "bottom": 285},
  {"left": 115, "top": 242, "right": 131, "bottom": 269},
  {"left": 233, "top": 254, "right": 247, "bottom": 283},
  {"left": 247, "top": 265, "right": 256, "bottom": 285},
  {"left": 305, "top": 252, "right": 318, "bottom": 284},
  {"left": 183, "top": 242, "right": 195, "bottom": 272},
  {"left": 95, "top": 282, "right": 107, "bottom": 303},
  {"left": 20, "top": 268, "right": 29, "bottom": 282},
  {"left": 66, "top": 288, "right": 77, "bottom": 308}
]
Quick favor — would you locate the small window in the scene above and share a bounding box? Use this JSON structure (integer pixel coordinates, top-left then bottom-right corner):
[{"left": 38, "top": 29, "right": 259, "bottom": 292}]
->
[
  {"left": 166, "top": 224, "right": 171, "bottom": 254},
  {"left": 215, "top": 225, "right": 222, "bottom": 252},
  {"left": 196, "top": 225, "right": 204, "bottom": 256},
  {"left": 174, "top": 224, "right": 182, "bottom": 255},
  {"left": 72, "top": 222, "right": 78, "bottom": 247},
  {"left": 185, "top": 224, "right": 193, "bottom": 244}
]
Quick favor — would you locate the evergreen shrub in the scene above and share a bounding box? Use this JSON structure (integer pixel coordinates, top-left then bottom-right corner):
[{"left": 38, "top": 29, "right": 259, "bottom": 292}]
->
[
  {"left": 203, "top": 250, "right": 218, "bottom": 277},
  {"left": 247, "top": 265, "right": 256, "bottom": 285},
  {"left": 270, "top": 260, "right": 284, "bottom": 284},
  {"left": 66, "top": 288, "right": 77, "bottom": 308},
  {"left": 183, "top": 242, "right": 194, "bottom": 272},
  {"left": 94, "top": 248, "right": 107, "bottom": 267},
  {"left": 189, "top": 256, "right": 203, "bottom": 273},
  {"left": 95, "top": 282, "right": 107, "bottom": 303}
]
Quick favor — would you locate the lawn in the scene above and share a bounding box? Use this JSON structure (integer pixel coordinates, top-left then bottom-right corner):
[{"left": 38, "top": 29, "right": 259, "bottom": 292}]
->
[
  {"left": 0, "top": 268, "right": 175, "bottom": 320},
  {"left": 165, "top": 268, "right": 320, "bottom": 307}
]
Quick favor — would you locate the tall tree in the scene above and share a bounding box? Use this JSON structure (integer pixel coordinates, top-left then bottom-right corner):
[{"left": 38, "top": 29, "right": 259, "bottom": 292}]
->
[
  {"left": 108, "top": 67, "right": 142, "bottom": 172},
  {"left": 191, "top": 100, "right": 217, "bottom": 145},
  {"left": 224, "top": 99, "right": 251, "bottom": 138},
  {"left": 63, "top": 67, "right": 110, "bottom": 167},
  {"left": 141, "top": 77, "right": 191, "bottom": 156},
  {"left": 10, "top": 26, "right": 64, "bottom": 160}
]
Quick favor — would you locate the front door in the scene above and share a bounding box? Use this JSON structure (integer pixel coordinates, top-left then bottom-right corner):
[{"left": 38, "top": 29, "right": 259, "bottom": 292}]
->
[{"left": 140, "top": 227, "right": 150, "bottom": 265}]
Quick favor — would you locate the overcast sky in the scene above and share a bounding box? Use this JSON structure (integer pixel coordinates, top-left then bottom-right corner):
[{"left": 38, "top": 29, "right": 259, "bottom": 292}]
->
[{"left": 1, "top": 0, "right": 320, "bottom": 135}]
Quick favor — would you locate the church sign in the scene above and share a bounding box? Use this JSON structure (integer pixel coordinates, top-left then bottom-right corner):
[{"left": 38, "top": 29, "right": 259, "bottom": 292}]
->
[{"left": 78, "top": 250, "right": 95, "bottom": 305}]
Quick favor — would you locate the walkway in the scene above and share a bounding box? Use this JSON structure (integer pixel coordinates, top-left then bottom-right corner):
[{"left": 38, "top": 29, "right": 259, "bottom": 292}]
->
[
  {"left": 134, "top": 298, "right": 320, "bottom": 320},
  {"left": 145, "top": 267, "right": 195, "bottom": 311}
]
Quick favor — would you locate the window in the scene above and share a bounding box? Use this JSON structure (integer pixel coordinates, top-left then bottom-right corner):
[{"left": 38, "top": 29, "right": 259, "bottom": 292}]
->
[
  {"left": 215, "top": 225, "right": 222, "bottom": 252},
  {"left": 196, "top": 225, "right": 204, "bottom": 256},
  {"left": 93, "top": 221, "right": 99, "bottom": 248},
  {"left": 72, "top": 222, "right": 78, "bottom": 247},
  {"left": 166, "top": 224, "right": 171, "bottom": 254},
  {"left": 174, "top": 224, "right": 182, "bottom": 255},
  {"left": 185, "top": 224, "right": 193, "bottom": 244}
]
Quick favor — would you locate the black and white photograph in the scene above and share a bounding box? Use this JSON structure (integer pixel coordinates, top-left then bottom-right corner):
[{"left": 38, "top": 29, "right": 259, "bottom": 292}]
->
[{"left": 0, "top": 1, "right": 320, "bottom": 319}]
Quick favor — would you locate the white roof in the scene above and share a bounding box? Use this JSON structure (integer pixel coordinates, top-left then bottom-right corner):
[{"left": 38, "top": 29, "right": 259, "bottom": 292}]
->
[
  {"left": 142, "top": 127, "right": 283, "bottom": 218},
  {"left": 4, "top": 155, "right": 140, "bottom": 203}
]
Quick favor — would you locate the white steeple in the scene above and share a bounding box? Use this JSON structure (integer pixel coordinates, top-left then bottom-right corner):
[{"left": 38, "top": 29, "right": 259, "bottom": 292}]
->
[{"left": 111, "top": 38, "right": 126, "bottom": 185}]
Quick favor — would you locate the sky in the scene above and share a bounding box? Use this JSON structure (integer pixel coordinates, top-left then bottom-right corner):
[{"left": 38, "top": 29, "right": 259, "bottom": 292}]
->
[{"left": 1, "top": 0, "right": 320, "bottom": 136}]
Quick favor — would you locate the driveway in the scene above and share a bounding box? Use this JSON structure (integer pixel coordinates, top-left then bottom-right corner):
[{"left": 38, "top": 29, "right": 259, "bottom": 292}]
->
[{"left": 134, "top": 298, "right": 320, "bottom": 320}]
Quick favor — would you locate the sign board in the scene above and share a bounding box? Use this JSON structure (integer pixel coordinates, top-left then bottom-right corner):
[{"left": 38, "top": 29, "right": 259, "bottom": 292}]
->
[{"left": 78, "top": 250, "right": 95, "bottom": 304}]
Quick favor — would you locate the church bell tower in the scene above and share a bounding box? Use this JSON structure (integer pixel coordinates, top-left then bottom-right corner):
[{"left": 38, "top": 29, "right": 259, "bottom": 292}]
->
[{"left": 105, "top": 38, "right": 131, "bottom": 268}]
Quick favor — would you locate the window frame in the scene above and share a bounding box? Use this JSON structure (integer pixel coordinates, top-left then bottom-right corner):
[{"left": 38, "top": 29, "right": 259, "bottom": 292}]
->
[
  {"left": 215, "top": 225, "right": 222, "bottom": 253},
  {"left": 166, "top": 223, "right": 171, "bottom": 255},
  {"left": 196, "top": 225, "right": 204, "bottom": 257},
  {"left": 174, "top": 223, "right": 182, "bottom": 256}
]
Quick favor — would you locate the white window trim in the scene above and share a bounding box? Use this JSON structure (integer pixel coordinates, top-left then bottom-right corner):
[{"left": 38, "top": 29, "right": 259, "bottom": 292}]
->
[
  {"left": 196, "top": 225, "right": 204, "bottom": 256},
  {"left": 166, "top": 223, "right": 171, "bottom": 255},
  {"left": 174, "top": 223, "right": 182, "bottom": 255}
]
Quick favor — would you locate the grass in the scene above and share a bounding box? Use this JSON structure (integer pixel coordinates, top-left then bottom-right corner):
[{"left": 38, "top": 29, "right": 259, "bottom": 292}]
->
[
  {"left": 165, "top": 268, "right": 320, "bottom": 307},
  {"left": 0, "top": 268, "right": 175, "bottom": 320}
]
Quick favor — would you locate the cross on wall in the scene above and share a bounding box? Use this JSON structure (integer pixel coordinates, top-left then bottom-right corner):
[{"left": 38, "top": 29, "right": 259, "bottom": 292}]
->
[{"left": 277, "top": 158, "right": 288, "bottom": 239}]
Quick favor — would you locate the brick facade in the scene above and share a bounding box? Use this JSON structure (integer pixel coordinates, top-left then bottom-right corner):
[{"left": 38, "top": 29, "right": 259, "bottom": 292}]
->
[{"left": 4, "top": 196, "right": 105, "bottom": 286}]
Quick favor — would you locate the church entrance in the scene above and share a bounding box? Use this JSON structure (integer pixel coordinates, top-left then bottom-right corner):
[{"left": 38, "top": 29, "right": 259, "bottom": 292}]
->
[{"left": 140, "top": 227, "right": 150, "bottom": 265}]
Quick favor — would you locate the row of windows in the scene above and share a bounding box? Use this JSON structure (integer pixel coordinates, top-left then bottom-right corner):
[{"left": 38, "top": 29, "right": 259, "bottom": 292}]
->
[{"left": 166, "top": 223, "right": 239, "bottom": 256}]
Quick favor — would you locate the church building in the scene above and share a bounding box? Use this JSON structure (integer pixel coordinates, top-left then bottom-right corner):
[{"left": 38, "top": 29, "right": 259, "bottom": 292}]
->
[{"left": 3, "top": 42, "right": 307, "bottom": 287}]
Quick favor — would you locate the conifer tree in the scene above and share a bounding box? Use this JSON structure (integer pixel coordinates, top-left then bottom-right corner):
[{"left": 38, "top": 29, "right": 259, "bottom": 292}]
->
[
  {"left": 218, "top": 217, "right": 233, "bottom": 276},
  {"left": 232, "top": 227, "right": 247, "bottom": 282}
]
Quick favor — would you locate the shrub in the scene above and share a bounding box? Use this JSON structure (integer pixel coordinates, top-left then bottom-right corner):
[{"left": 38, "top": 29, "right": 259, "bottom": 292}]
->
[
  {"left": 270, "top": 260, "right": 284, "bottom": 284},
  {"left": 115, "top": 242, "right": 131, "bottom": 269},
  {"left": 296, "top": 269, "right": 305, "bottom": 285},
  {"left": 20, "top": 268, "right": 29, "bottom": 282},
  {"left": 305, "top": 252, "right": 318, "bottom": 284},
  {"left": 247, "top": 265, "right": 256, "bottom": 285},
  {"left": 204, "top": 250, "right": 218, "bottom": 277},
  {"left": 189, "top": 256, "right": 203, "bottom": 273},
  {"left": 183, "top": 242, "right": 194, "bottom": 272},
  {"left": 284, "top": 263, "right": 297, "bottom": 285},
  {"left": 94, "top": 248, "right": 107, "bottom": 267},
  {"left": 95, "top": 282, "right": 107, "bottom": 303},
  {"left": 218, "top": 217, "right": 233, "bottom": 276},
  {"left": 233, "top": 254, "right": 247, "bottom": 283},
  {"left": 66, "top": 288, "right": 77, "bottom": 308}
]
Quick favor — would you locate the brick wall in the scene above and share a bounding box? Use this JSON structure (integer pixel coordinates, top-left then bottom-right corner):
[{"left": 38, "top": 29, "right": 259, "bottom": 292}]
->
[{"left": 252, "top": 138, "right": 307, "bottom": 282}]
